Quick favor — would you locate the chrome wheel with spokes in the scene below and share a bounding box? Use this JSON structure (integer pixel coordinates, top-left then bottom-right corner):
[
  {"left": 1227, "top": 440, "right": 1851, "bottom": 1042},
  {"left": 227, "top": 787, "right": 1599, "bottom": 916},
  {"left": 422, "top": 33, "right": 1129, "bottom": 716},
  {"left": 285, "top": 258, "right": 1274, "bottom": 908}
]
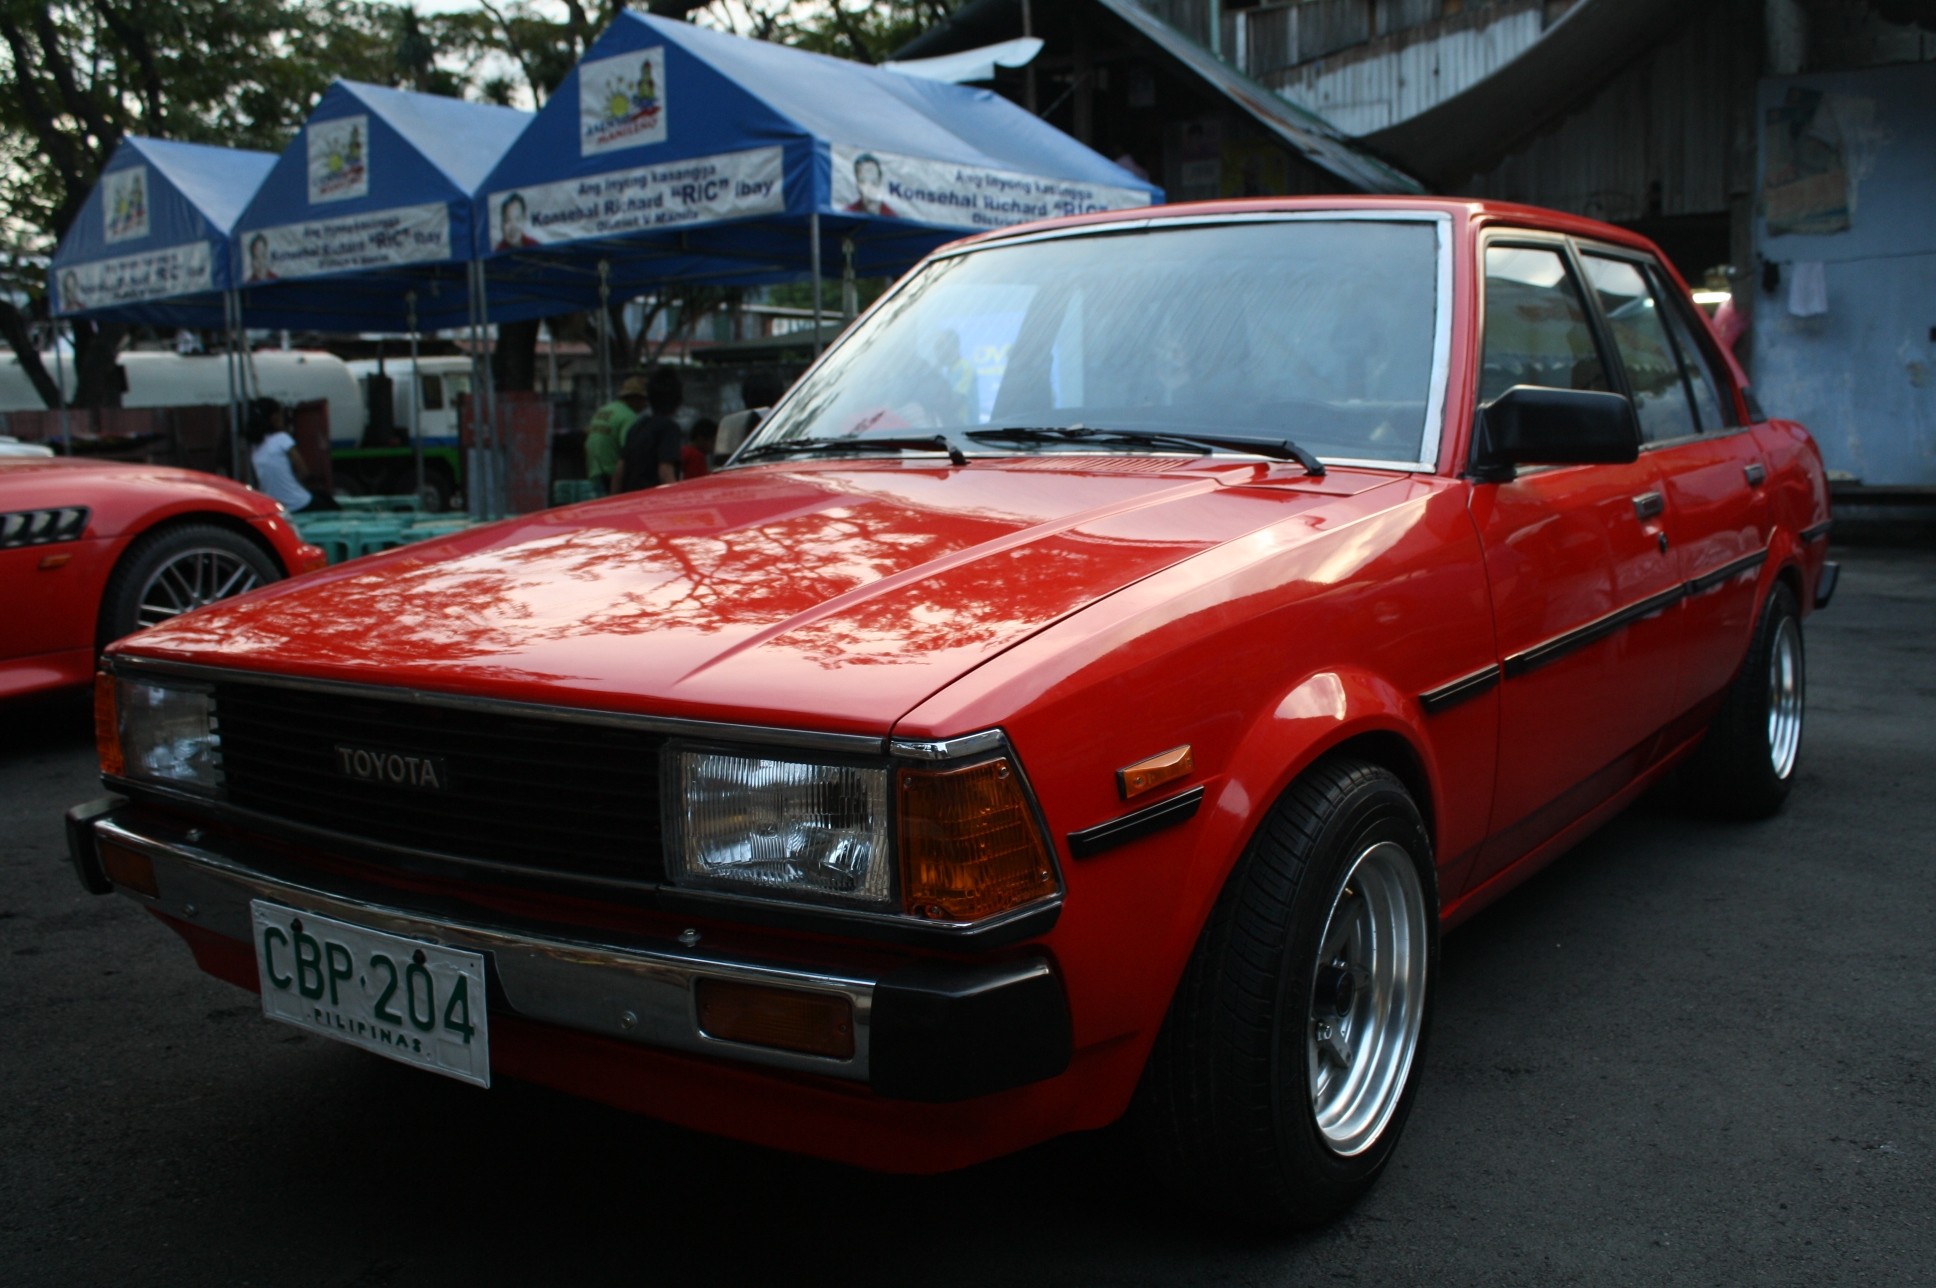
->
[
  {"left": 131, "top": 545, "right": 268, "bottom": 629},
  {"left": 1767, "top": 614, "right": 1804, "bottom": 779},
  {"left": 1308, "top": 839, "right": 1430, "bottom": 1157},
  {"left": 1136, "top": 757, "right": 1438, "bottom": 1230},
  {"left": 1686, "top": 581, "right": 1805, "bottom": 820},
  {"left": 99, "top": 523, "right": 283, "bottom": 646}
]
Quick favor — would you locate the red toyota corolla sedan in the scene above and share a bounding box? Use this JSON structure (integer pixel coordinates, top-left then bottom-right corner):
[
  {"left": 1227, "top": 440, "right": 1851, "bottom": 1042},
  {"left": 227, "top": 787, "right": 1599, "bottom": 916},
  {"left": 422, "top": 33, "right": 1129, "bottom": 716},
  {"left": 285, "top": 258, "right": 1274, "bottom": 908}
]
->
[
  {"left": 66, "top": 198, "right": 1833, "bottom": 1229},
  {"left": 1, "top": 455, "right": 325, "bottom": 702}
]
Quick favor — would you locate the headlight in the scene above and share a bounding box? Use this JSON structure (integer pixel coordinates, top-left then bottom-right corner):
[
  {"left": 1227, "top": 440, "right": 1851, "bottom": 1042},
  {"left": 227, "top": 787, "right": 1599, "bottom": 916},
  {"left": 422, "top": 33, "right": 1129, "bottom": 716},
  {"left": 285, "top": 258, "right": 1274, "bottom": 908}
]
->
[
  {"left": 671, "top": 751, "right": 893, "bottom": 907},
  {"left": 104, "top": 674, "right": 223, "bottom": 795},
  {"left": 667, "top": 737, "right": 1061, "bottom": 924}
]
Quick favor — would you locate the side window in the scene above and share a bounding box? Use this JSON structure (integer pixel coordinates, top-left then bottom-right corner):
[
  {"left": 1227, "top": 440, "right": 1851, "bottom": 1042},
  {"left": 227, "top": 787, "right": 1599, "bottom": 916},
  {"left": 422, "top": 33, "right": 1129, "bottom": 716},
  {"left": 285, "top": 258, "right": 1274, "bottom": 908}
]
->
[
  {"left": 420, "top": 375, "right": 445, "bottom": 411},
  {"left": 1480, "top": 246, "right": 1608, "bottom": 404},
  {"left": 1581, "top": 255, "right": 1697, "bottom": 443},
  {"left": 1649, "top": 266, "right": 1736, "bottom": 431}
]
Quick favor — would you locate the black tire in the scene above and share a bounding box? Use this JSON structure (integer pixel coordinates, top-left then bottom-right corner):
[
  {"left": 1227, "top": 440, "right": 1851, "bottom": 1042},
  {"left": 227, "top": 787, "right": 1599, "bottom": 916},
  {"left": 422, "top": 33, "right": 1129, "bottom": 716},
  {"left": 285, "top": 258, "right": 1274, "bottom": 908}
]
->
[
  {"left": 98, "top": 522, "right": 282, "bottom": 647},
  {"left": 1134, "top": 757, "right": 1437, "bottom": 1230},
  {"left": 1685, "top": 581, "right": 1805, "bottom": 820}
]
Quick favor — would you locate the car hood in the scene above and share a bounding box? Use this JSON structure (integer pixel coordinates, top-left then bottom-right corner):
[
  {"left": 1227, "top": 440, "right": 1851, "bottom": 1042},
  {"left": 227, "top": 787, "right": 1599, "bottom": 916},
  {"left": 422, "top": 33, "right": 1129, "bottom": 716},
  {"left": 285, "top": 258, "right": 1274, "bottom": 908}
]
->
[{"left": 119, "top": 459, "right": 1400, "bottom": 733}]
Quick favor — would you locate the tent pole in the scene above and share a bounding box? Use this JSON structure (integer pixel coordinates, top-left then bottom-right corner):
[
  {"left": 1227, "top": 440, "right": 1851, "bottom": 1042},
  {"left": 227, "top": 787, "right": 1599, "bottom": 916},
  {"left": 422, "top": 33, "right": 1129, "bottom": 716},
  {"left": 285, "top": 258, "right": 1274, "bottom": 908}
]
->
[
  {"left": 841, "top": 237, "right": 858, "bottom": 321},
  {"left": 476, "top": 260, "right": 502, "bottom": 520},
  {"left": 597, "top": 259, "right": 613, "bottom": 402},
  {"left": 53, "top": 319, "right": 70, "bottom": 454},
  {"left": 466, "top": 260, "right": 487, "bottom": 520},
  {"left": 407, "top": 291, "right": 425, "bottom": 506},
  {"left": 810, "top": 213, "right": 823, "bottom": 358},
  {"left": 224, "top": 290, "right": 241, "bottom": 479}
]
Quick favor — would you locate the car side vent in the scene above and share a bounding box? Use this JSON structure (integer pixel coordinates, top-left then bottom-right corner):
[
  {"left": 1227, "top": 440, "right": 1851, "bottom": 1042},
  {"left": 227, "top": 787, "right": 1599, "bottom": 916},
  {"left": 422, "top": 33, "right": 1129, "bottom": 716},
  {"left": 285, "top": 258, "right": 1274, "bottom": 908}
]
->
[{"left": 0, "top": 507, "right": 90, "bottom": 548}]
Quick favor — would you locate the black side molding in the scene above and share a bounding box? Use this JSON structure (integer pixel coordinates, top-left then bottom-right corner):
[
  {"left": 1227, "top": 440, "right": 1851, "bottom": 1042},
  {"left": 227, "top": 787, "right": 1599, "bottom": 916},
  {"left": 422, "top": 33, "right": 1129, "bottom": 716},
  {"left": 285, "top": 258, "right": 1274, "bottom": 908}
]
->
[
  {"left": 1065, "top": 787, "right": 1204, "bottom": 860},
  {"left": 1420, "top": 666, "right": 1500, "bottom": 715},
  {"left": 869, "top": 958, "right": 1072, "bottom": 1101},
  {"left": 65, "top": 795, "right": 125, "bottom": 894},
  {"left": 1801, "top": 520, "right": 1833, "bottom": 544}
]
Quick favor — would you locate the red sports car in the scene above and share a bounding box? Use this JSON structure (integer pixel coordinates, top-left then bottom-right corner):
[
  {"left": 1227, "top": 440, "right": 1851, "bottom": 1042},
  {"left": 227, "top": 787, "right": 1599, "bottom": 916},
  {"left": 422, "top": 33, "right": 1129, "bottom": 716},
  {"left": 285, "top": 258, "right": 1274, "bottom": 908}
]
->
[
  {"left": 1, "top": 455, "right": 325, "bottom": 702},
  {"left": 68, "top": 198, "right": 1833, "bottom": 1229}
]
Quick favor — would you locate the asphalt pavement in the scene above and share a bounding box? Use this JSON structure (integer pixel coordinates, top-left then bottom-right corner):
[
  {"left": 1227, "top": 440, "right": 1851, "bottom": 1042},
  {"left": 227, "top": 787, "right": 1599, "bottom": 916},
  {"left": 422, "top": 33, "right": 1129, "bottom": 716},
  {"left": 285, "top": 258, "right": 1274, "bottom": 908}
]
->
[{"left": 2, "top": 548, "right": 1931, "bottom": 1287}]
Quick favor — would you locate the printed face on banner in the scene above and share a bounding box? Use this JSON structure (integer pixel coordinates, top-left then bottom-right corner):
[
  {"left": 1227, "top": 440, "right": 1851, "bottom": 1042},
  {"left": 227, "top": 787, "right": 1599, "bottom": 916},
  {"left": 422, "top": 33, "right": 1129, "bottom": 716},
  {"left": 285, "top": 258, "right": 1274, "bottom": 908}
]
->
[
  {"left": 309, "top": 115, "right": 371, "bottom": 204},
  {"left": 580, "top": 47, "right": 668, "bottom": 156},
  {"left": 829, "top": 145, "right": 1151, "bottom": 230},
  {"left": 103, "top": 166, "right": 151, "bottom": 244}
]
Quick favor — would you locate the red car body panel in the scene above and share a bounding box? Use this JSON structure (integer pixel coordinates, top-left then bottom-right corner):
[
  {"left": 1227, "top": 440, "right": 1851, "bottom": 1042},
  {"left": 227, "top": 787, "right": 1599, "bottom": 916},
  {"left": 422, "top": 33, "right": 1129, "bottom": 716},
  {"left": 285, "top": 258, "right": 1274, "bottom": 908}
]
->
[
  {"left": 79, "top": 199, "right": 1832, "bottom": 1175},
  {"left": 1, "top": 457, "right": 324, "bottom": 701}
]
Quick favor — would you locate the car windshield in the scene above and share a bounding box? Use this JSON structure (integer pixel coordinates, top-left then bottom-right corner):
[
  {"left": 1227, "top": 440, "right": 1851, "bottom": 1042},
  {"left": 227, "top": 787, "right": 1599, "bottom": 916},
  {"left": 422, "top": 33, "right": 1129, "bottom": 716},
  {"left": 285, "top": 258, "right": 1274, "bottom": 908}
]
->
[{"left": 745, "top": 218, "right": 1445, "bottom": 467}]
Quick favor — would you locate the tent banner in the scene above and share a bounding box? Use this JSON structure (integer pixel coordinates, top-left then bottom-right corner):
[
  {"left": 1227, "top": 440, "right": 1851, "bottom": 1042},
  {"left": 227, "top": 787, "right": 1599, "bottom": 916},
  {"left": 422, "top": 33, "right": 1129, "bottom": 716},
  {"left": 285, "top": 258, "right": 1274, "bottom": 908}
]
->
[
  {"left": 831, "top": 144, "right": 1150, "bottom": 230},
  {"left": 578, "top": 46, "right": 669, "bottom": 156},
  {"left": 54, "top": 240, "right": 214, "bottom": 315},
  {"left": 102, "top": 166, "right": 152, "bottom": 244},
  {"left": 242, "top": 202, "right": 449, "bottom": 282},
  {"left": 487, "top": 146, "right": 783, "bottom": 249}
]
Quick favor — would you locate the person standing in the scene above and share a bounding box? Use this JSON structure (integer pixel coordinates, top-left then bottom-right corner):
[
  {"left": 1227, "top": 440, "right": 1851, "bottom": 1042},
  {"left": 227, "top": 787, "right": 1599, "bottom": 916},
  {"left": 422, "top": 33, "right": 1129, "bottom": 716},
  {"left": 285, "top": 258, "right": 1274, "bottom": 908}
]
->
[
  {"left": 584, "top": 375, "right": 649, "bottom": 495},
  {"left": 612, "top": 367, "right": 685, "bottom": 492}
]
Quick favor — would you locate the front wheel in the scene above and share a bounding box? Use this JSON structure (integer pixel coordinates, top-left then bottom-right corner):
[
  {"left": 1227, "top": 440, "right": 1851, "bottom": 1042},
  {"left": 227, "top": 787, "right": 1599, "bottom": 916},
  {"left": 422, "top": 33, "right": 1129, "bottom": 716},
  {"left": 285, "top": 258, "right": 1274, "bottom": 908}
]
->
[
  {"left": 1686, "top": 581, "right": 1804, "bottom": 819},
  {"left": 1134, "top": 758, "right": 1437, "bottom": 1230},
  {"left": 98, "top": 522, "right": 282, "bottom": 646}
]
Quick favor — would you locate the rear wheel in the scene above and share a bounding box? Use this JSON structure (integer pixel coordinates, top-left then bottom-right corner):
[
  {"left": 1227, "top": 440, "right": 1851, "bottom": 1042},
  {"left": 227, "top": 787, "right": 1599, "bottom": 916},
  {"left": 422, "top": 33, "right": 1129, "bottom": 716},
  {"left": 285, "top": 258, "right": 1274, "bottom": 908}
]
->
[
  {"left": 98, "top": 523, "right": 282, "bottom": 646},
  {"left": 1686, "top": 581, "right": 1804, "bottom": 819},
  {"left": 1135, "top": 758, "right": 1437, "bottom": 1230}
]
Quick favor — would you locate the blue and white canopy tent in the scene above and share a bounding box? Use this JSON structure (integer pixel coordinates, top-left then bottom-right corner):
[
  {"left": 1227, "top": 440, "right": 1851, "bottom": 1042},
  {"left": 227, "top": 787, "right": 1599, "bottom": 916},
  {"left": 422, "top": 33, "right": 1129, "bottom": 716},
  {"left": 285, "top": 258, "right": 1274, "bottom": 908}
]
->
[
  {"left": 48, "top": 137, "right": 275, "bottom": 463},
  {"left": 231, "top": 81, "right": 535, "bottom": 333},
  {"left": 228, "top": 82, "right": 534, "bottom": 505},
  {"left": 50, "top": 135, "right": 276, "bottom": 330},
  {"left": 473, "top": 12, "right": 1162, "bottom": 388}
]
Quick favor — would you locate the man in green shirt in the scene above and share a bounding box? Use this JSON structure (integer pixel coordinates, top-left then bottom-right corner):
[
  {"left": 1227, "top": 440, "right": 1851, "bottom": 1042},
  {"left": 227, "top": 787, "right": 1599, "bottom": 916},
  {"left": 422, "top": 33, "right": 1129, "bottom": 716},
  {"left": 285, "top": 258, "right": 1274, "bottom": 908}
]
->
[{"left": 583, "top": 375, "right": 648, "bottom": 494}]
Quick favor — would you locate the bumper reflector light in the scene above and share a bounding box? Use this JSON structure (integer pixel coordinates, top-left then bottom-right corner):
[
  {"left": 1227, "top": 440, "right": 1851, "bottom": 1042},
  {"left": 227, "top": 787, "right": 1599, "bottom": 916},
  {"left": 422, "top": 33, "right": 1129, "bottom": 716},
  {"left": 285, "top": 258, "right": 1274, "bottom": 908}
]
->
[
  {"left": 99, "top": 840, "right": 158, "bottom": 898},
  {"left": 899, "top": 758, "right": 1057, "bottom": 922},
  {"left": 696, "top": 979, "right": 855, "bottom": 1059}
]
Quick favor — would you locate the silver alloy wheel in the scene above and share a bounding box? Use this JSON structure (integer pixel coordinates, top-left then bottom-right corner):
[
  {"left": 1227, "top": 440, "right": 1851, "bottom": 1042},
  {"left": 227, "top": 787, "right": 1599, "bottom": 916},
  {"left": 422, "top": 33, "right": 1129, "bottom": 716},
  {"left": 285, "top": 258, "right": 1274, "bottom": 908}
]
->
[
  {"left": 1308, "top": 839, "right": 1429, "bottom": 1157},
  {"left": 132, "top": 546, "right": 267, "bottom": 629},
  {"left": 1766, "top": 615, "right": 1804, "bottom": 780}
]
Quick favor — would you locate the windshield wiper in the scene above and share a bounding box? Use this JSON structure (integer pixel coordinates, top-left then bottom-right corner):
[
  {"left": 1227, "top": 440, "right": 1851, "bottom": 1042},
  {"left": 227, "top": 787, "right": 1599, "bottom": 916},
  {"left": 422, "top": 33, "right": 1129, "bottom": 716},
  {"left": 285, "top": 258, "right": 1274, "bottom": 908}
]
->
[
  {"left": 738, "top": 434, "right": 969, "bottom": 467},
  {"left": 967, "top": 425, "right": 1325, "bottom": 477}
]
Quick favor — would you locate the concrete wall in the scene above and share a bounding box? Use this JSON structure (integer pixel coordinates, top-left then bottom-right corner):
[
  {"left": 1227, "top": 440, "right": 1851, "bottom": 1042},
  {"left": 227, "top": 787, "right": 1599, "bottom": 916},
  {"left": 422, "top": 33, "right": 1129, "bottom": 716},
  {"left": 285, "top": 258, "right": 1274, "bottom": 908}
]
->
[{"left": 1751, "top": 61, "right": 1936, "bottom": 485}]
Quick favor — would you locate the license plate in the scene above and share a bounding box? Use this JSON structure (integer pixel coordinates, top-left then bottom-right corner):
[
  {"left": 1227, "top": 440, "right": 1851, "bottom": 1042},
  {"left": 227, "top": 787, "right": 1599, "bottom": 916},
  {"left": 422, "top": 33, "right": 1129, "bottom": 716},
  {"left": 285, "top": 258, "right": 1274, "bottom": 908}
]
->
[{"left": 250, "top": 900, "right": 490, "bottom": 1088}]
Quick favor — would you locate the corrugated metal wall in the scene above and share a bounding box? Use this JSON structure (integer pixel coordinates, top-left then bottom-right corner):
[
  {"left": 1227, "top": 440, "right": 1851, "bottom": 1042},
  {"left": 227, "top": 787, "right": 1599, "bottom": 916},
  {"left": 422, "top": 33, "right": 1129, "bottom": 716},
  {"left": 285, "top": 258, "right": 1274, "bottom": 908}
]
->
[
  {"left": 1262, "top": 5, "right": 1546, "bottom": 133},
  {"left": 1459, "top": 3, "right": 1746, "bottom": 221}
]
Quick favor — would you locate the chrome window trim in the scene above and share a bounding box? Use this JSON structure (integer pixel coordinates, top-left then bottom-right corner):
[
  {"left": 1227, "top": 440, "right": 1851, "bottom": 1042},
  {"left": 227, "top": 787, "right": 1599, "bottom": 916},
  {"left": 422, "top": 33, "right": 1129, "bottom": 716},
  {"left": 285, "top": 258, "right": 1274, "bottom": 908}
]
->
[
  {"left": 914, "top": 210, "right": 1456, "bottom": 475},
  {"left": 889, "top": 729, "right": 1008, "bottom": 761},
  {"left": 107, "top": 656, "right": 887, "bottom": 756}
]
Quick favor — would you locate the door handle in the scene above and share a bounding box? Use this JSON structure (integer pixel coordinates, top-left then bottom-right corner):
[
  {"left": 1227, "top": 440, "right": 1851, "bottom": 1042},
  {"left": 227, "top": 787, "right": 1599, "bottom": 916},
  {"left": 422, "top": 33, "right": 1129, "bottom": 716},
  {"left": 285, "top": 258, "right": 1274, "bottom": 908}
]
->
[
  {"left": 1744, "top": 462, "right": 1767, "bottom": 487},
  {"left": 1632, "top": 491, "right": 1664, "bottom": 521}
]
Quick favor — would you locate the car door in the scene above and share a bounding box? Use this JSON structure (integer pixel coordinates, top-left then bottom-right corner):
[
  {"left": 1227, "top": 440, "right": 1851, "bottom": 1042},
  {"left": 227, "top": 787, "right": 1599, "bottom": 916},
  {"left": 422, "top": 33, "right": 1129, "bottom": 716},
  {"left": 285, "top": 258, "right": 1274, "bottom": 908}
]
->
[
  {"left": 1578, "top": 248, "right": 1773, "bottom": 716},
  {"left": 1465, "top": 240, "right": 1685, "bottom": 890}
]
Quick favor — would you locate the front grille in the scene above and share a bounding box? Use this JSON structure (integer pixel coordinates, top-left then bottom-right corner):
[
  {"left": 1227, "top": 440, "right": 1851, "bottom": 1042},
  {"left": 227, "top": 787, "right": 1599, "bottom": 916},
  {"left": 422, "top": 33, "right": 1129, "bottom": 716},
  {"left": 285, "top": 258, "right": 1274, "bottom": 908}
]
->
[{"left": 213, "top": 680, "right": 664, "bottom": 885}]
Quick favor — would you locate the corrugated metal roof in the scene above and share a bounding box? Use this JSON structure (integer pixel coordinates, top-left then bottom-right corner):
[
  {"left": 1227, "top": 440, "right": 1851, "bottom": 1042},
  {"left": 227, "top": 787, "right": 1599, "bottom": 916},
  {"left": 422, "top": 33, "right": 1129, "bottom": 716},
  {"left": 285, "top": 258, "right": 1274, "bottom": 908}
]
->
[{"left": 1095, "top": 0, "right": 1424, "bottom": 193}]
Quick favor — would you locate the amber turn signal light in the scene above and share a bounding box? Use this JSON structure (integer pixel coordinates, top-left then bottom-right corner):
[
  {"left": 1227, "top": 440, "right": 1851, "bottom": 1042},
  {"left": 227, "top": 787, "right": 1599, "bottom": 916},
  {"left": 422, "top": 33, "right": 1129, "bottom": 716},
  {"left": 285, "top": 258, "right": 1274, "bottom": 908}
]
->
[
  {"left": 99, "top": 840, "right": 159, "bottom": 898},
  {"left": 899, "top": 758, "right": 1057, "bottom": 922},
  {"left": 94, "top": 672, "right": 123, "bottom": 778},
  {"left": 695, "top": 979, "right": 855, "bottom": 1060},
  {"left": 1117, "top": 744, "right": 1194, "bottom": 799}
]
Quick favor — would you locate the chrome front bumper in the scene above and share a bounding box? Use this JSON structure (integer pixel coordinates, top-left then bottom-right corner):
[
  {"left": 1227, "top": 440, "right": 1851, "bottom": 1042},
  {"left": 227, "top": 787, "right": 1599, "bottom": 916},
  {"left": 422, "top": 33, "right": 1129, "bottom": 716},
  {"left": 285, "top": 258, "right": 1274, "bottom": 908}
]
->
[{"left": 69, "top": 800, "right": 1070, "bottom": 1100}]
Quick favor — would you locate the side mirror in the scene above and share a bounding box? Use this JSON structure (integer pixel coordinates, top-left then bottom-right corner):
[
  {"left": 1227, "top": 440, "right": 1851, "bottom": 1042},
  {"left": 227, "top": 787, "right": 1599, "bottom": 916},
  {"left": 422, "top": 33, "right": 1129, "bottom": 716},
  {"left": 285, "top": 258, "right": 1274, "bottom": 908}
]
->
[{"left": 1470, "top": 385, "right": 1640, "bottom": 483}]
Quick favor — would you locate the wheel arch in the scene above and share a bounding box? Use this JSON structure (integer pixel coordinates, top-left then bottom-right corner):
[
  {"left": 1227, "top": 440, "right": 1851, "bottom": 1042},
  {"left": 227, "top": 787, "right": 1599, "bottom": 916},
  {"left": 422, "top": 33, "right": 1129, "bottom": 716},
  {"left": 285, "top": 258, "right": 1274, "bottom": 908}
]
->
[{"left": 94, "top": 511, "right": 290, "bottom": 646}]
